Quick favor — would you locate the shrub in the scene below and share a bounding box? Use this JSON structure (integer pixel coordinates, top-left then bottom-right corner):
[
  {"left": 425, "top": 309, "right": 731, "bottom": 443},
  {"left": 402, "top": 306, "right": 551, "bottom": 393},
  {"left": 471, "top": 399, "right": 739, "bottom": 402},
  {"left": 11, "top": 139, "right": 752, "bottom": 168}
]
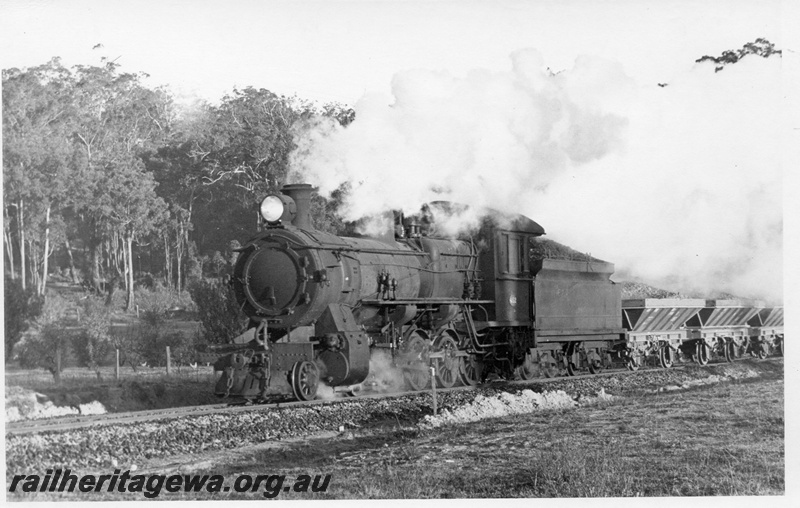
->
[
  {"left": 72, "top": 296, "right": 113, "bottom": 376},
  {"left": 188, "top": 278, "right": 248, "bottom": 344},
  {"left": 13, "top": 293, "right": 73, "bottom": 383},
  {"left": 4, "top": 277, "right": 44, "bottom": 361}
]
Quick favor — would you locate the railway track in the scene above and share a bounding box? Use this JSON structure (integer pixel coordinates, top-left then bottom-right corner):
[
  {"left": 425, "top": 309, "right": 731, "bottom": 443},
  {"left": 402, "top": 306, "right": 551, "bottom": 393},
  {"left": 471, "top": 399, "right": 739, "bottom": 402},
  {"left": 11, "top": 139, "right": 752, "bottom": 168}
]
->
[{"left": 6, "top": 364, "right": 682, "bottom": 436}]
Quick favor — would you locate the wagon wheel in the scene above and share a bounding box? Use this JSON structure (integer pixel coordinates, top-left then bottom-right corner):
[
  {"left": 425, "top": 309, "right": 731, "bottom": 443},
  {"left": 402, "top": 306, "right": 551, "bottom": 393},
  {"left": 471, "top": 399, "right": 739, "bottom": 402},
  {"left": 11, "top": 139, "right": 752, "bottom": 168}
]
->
[
  {"left": 290, "top": 361, "right": 319, "bottom": 401},
  {"left": 659, "top": 346, "right": 674, "bottom": 369},
  {"left": 402, "top": 331, "right": 431, "bottom": 390},
  {"left": 757, "top": 341, "right": 769, "bottom": 359},
  {"left": 459, "top": 354, "right": 481, "bottom": 386},
  {"left": 695, "top": 343, "right": 710, "bottom": 366},
  {"left": 778, "top": 338, "right": 784, "bottom": 357},
  {"left": 723, "top": 341, "right": 736, "bottom": 363},
  {"left": 626, "top": 353, "right": 642, "bottom": 371},
  {"left": 432, "top": 332, "right": 460, "bottom": 388},
  {"left": 518, "top": 353, "right": 538, "bottom": 380}
]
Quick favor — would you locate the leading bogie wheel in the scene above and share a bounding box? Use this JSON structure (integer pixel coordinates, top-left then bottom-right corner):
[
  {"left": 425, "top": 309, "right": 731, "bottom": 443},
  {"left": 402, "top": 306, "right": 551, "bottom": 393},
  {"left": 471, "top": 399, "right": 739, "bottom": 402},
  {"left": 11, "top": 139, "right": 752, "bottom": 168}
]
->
[{"left": 290, "top": 361, "right": 319, "bottom": 401}]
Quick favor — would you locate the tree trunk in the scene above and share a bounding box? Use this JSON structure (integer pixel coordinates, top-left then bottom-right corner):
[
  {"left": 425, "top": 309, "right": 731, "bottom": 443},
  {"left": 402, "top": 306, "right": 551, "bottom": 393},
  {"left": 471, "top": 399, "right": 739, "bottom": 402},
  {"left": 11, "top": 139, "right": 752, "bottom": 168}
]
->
[
  {"left": 29, "top": 239, "right": 40, "bottom": 293},
  {"left": 125, "top": 232, "right": 135, "bottom": 312},
  {"left": 176, "top": 248, "right": 183, "bottom": 293},
  {"left": 176, "top": 221, "right": 186, "bottom": 292},
  {"left": 163, "top": 234, "right": 172, "bottom": 289},
  {"left": 54, "top": 347, "right": 62, "bottom": 385},
  {"left": 38, "top": 203, "right": 51, "bottom": 296},
  {"left": 18, "top": 199, "right": 26, "bottom": 290},
  {"left": 64, "top": 237, "right": 80, "bottom": 284},
  {"left": 4, "top": 206, "right": 15, "bottom": 280},
  {"left": 91, "top": 239, "right": 102, "bottom": 294}
]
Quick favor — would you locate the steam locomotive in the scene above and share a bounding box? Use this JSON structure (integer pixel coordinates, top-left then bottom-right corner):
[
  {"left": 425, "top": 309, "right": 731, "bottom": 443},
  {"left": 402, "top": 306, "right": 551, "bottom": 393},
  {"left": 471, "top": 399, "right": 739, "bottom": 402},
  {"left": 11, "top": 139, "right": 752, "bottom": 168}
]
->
[{"left": 214, "top": 184, "right": 784, "bottom": 401}]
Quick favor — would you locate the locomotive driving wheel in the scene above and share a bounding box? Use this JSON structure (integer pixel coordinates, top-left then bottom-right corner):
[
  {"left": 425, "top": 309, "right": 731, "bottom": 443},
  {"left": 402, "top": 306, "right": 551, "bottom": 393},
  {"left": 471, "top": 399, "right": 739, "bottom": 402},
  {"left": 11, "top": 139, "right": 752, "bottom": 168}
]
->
[
  {"left": 402, "top": 331, "right": 431, "bottom": 391},
  {"left": 290, "top": 361, "right": 319, "bottom": 401},
  {"left": 659, "top": 346, "right": 674, "bottom": 369},
  {"left": 432, "top": 332, "right": 460, "bottom": 388},
  {"left": 459, "top": 354, "right": 481, "bottom": 386}
]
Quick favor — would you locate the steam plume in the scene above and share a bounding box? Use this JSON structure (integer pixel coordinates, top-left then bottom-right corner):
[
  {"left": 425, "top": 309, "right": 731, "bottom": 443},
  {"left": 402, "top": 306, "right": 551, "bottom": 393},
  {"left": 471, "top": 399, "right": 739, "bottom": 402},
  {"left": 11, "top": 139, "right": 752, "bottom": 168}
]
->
[{"left": 289, "top": 48, "right": 784, "bottom": 303}]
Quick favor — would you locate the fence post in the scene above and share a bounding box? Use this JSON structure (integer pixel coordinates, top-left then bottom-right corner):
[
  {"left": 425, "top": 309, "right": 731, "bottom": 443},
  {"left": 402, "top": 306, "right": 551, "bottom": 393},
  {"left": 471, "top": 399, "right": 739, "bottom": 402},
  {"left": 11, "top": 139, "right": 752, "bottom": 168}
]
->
[
  {"left": 430, "top": 366, "right": 437, "bottom": 415},
  {"left": 115, "top": 349, "right": 120, "bottom": 380},
  {"left": 55, "top": 348, "right": 62, "bottom": 386},
  {"left": 166, "top": 346, "right": 171, "bottom": 376}
]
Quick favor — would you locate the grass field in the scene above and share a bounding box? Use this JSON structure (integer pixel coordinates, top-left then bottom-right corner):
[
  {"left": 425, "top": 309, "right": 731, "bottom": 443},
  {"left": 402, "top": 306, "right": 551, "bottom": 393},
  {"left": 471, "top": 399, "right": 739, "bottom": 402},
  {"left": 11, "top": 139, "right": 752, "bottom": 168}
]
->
[
  {"left": 187, "top": 376, "right": 783, "bottom": 499},
  {"left": 19, "top": 364, "right": 775, "bottom": 501}
]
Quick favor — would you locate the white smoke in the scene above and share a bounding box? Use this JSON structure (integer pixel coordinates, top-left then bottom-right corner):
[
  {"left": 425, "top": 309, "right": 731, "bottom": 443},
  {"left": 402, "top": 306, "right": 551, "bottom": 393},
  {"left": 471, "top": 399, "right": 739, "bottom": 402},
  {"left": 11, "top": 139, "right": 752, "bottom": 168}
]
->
[
  {"left": 289, "top": 48, "right": 785, "bottom": 303},
  {"left": 363, "top": 349, "right": 407, "bottom": 393}
]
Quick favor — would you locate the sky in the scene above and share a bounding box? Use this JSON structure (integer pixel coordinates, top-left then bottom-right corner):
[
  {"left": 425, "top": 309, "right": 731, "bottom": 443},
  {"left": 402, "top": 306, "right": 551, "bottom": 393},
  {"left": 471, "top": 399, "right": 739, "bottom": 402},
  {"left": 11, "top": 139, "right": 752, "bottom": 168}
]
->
[
  {"left": 0, "top": 0, "right": 791, "bottom": 104},
  {"left": 1, "top": 0, "right": 798, "bottom": 304}
]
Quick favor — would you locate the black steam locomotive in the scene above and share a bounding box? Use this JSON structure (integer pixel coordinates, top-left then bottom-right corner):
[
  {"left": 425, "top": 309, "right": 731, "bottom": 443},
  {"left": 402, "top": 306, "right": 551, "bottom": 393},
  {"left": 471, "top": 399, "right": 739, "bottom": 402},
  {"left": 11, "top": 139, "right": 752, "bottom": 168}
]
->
[{"left": 214, "top": 184, "right": 783, "bottom": 401}]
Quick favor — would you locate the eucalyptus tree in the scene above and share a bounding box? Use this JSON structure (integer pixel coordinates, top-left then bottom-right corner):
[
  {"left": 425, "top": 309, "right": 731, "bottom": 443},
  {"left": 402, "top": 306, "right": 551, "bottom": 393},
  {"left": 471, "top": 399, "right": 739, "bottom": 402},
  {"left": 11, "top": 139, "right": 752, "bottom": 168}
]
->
[
  {"left": 68, "top": 61, "right": 173, "bottom": 309},
  {"left": 2, "top": 59, "right": 78, "bottom": 295}
]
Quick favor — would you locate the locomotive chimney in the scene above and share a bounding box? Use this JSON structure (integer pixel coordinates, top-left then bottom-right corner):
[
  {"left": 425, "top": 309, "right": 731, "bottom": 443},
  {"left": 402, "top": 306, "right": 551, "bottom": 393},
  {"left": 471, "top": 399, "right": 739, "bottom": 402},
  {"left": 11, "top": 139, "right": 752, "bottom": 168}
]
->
[{"left": 281, "top": 183, "right": 314, "bottom": 229}]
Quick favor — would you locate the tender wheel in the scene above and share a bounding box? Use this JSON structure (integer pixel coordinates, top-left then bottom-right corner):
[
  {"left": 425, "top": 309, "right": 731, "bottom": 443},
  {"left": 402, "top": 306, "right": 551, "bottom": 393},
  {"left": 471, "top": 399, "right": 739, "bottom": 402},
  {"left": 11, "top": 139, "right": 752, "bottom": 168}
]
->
[
  {"left": 459, "top": 355, "right": 481, "bottom": 386},
  {"left": 565, "top": 343, "right": 579, "bottom": 376},
  {"left": 587, "top": 352, "right": 603, "bottom": 375},
  {"left": 695, "top": 343, "right": 710, "bottom": 366},
  {"left": 432, "top": 333, "right": 460, "bottom": 388},
  {"left": 659, "top": 346, "right": 674, "bottom": 369},
  {"left": 403, "top": 332, "right": 431, "bottom": 390},
  {"left": 290, "top": 361, "right": 319, "bottom": 401},
  {"left": 541, "top": 352, "right": 559, "bottom": 378},
  {"left": 566, "top": 361, "right": 578, "bottom": 376},
  {"left": 518, "top": 353, "right": 538, "bottom": 380}
]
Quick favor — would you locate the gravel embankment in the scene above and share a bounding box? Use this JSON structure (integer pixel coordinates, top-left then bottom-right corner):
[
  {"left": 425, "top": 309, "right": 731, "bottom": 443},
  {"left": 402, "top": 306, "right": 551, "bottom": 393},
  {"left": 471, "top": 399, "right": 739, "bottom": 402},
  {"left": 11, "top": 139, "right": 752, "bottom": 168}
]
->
[{"left": 5, "top": 358, "right": 781, "bottom": 475}]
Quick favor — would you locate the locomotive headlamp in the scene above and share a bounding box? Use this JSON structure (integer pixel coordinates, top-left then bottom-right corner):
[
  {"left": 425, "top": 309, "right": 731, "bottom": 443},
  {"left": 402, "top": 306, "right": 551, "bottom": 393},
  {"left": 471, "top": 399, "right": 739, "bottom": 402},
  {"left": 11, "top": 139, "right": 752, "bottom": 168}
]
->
[
  {"left": 259, "top": 194, "right": 297, "bottom": 224},
  {"left": 260, "top": 196, "right": 284, "bottom": 222}
]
